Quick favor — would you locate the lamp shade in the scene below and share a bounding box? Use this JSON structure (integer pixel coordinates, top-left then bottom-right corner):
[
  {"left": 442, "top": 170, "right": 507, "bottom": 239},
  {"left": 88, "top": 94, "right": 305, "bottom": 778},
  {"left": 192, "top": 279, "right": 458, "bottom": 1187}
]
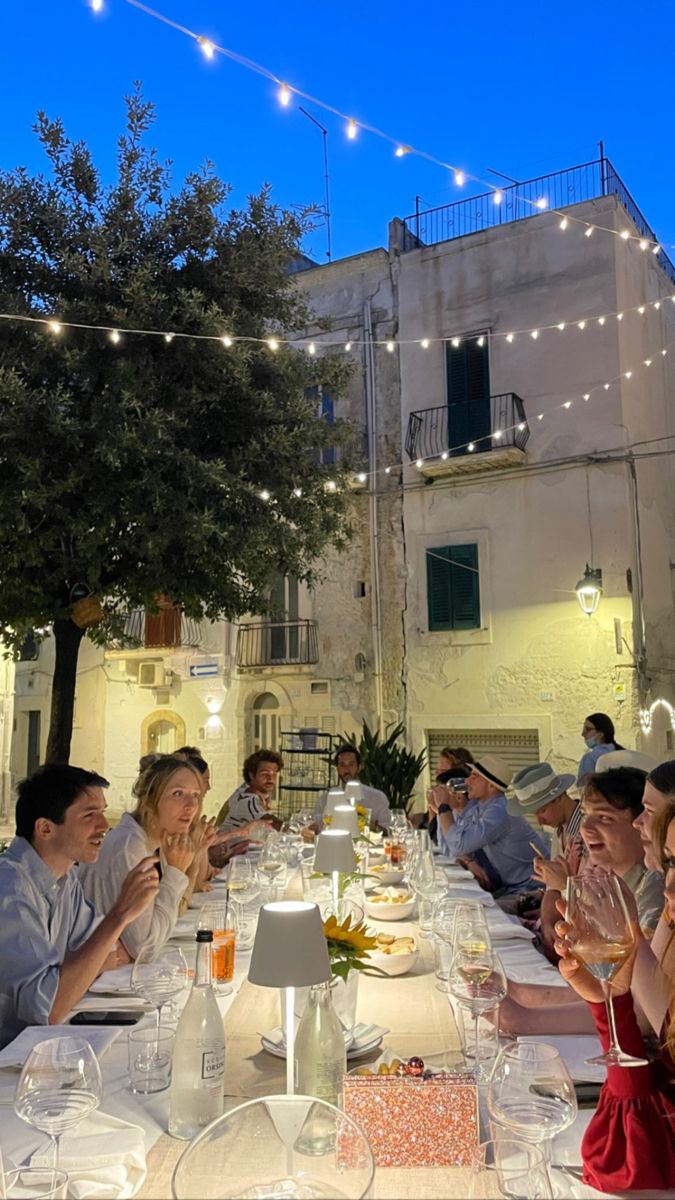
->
[
  {"left": 343, "top": 781, "right": 362, "bottom": 808},
  {"left": 314, "top": 829, "right": 357, "bottom": 875},
  {"left": 575, "top": 564, "right": 603, "bottom": 615},
  {"left": 248, "top": 901, "right": 331, "bottom": 988},
  {"left": 324, "top": 789, "right": 345, "bottom": 817},
  {"left": 331, "top": 806, "right": 360, "bottom": 836}
]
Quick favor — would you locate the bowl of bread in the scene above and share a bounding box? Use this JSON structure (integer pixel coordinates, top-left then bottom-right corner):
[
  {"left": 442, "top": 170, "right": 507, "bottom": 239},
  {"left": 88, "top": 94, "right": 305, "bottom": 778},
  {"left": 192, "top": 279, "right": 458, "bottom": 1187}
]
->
[
  {"left": 367, "top": 862, "right": 407, "bottom": 888},
  {"left": 367, "top": 931, "right": 418, "bottom": 976},
  {"left": 365, "top": 887, "right": 415, "bottom": 921}
]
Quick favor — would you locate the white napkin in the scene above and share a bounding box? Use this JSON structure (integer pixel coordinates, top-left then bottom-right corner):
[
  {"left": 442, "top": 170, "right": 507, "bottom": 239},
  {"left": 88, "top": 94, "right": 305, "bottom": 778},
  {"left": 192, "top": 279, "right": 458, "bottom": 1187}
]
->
[
  {"left": 518, "top": 1033, "right": 605, "bottom": 1082},
  {"left": 0, "top": 1025, "right": 122, "bottom": 1068},
  {"left": 31, "top": 1110, "right": 147, "bottom": 1199},
  {"left": 89, "top": 966, "right": 135, "bottom": 995},
  {"left": 485, "top": 912, "right": 536, "bottom": 941},
  {"left": 446, "top": 885, "right": 495, "bottom": 906}
]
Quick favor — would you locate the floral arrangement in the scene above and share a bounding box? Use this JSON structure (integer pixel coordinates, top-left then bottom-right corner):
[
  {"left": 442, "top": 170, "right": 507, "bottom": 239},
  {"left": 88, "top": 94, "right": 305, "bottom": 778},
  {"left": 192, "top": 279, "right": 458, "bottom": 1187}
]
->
[
  {"left": 323, "top": 804, "right": 369, "bottom": 833},
  {"left": 322, "top": 914, "right": 381, "bottom": 982}
]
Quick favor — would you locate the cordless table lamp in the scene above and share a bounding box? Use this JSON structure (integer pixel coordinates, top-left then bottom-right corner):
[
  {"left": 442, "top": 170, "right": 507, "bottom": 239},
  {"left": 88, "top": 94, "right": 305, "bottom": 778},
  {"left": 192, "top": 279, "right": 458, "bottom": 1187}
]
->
[{"left": 314, "top": 829, "right": 357, "bottom": 916}]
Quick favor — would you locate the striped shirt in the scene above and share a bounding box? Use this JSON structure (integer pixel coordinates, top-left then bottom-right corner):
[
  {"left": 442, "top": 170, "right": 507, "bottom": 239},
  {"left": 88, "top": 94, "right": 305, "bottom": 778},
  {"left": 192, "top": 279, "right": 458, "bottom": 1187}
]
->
[{"left": 219, "top": 784, "right": 270, "bottom": 831}]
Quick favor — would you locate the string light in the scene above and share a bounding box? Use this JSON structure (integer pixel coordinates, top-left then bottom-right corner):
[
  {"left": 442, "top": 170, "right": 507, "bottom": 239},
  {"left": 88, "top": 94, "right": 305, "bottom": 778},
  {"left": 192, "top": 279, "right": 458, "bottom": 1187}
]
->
[
  {"left": 278, "top": 83, "right": 292, "bottom": 107},
  {"left": 415, "top": 458, "right": 423, "bottom": 469},
  {"left": 534, "top": 197, "right": 548, "bottom": 210},
  {"left": 493, "top": 190, "right": 503, "bottom": 205},
  {"left": 557, "top": 322, "right": 566, "bottom": 331},
  {"left": 451, "top": 337, "right": 461, "bottom": 348},
  {"left": 345, "top": 341, "right": 352, "bottom": 352},
  {"left": 198, "top": 37, "right": 215, "bottom": 59},
  {"left": 652, "top": 244, "right": 661, "bottom": 255},
  {"left": 395, "top": 145, "right": 410, "bottom": 158},
  {"left": 346, "top": 119, "right": 358, "bottom": 140},
  {"left": 617, "top": 312, "right": 624, "bottom": 320},
  {"left": 578, "top": 320, "right": 586, "bottom": 331},
  {"left": 644, "top": 358, "right": 652, "bottom": 367},
  {"left": 307, "top": 341, "right": 316, "bottom": 355},
  {"left": 164, "top": 332, "right": 174, "bottom": 343},
  {"left": 563, "top": 401, "right": 572, "bottom": 408},
  {"left": 356, "top": 472, "right": 367, "bottom": 483},
  {"left": 477, "top": 336, "right": 485, "bottom": 347},
  {"left": 639, "top": 239, "right": 649, "bottom": 251},
  {"left": 598, "top": 316, "right": 605, "bottom": 325},
  {"left": 440, "top": 450, "right": 449, "bottom": 460},
  {"left": 620, "top": 230, "right": 631, "bottom": 241},
  {"left": 420, "top": 338, "right": 430, "bottom": 349},
  {"left": 530, "top": 329, "right": 539, "bottom": 339},
  {"left": 109, "top": 329, "right": 121, "bottom": 344},
  {"left": 90, "top": 0, "right": 103, "bottom": 10},
  {"left": 559, "top": 217, "right": 569, "bottom": 231},
  {"left": 467, "top": 442, "right": 475, "bottom": 451},
  {"left": 221, "top": 335, "right": 233, "bottom": 347},
  {"left": 386, "top": 340, "right": 395, "bottom": 352},
  {"left": 325, "top": 480, "right": 337, "bottom": 492},
  {"left": 583, "top": 393, "right": 590, "bottom": 401},
  {"left": 638, "top": 306, "right": 646, "bottom": 315},
  {"left": 48, "top": 321, "right": 62, "bottom": 335},
  {"left": 259, "top": 489, "right": 271, "bottom": 501},
  {"left": 292, "top": 487, "right": 302, "bottom": 497},
  {"left": 267, "top": 337, "right": 280, "bottom": 351},
  {"left": 585, "top": 226, "right": 594, "bottom": 238},
  {"left": 506, "top": 333, "right": 515, "bottom": 343},
  {"left": 624, "top": 371, "right": 632, "bottom": 379},
  {"left": 454, "top": 170, "right": 465, "bottom": 187}
]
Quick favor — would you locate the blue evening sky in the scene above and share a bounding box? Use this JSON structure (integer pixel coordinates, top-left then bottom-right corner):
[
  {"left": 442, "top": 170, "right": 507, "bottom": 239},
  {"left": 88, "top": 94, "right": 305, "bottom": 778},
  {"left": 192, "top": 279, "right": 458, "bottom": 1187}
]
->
[{"left": 2, "top": 0, "right": 674, "bottom": 263}]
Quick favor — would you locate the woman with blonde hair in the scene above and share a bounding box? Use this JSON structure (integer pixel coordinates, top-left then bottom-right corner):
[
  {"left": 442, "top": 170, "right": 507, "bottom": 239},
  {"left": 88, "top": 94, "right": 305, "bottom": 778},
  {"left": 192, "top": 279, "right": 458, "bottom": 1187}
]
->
[{"left": 79, "top": 755, "right": 215, "bottom": 959}]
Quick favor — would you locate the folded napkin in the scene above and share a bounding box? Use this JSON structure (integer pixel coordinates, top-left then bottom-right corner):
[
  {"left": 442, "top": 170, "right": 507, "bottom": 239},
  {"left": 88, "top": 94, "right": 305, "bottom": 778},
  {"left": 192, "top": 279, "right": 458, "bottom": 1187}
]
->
[
  {"left": 485, "top": 913, "right": 535, "bottom": 941},
  {"left": 264, "top": 1022, "right": 387, "bottom": 1054},
  {"left": 0, "top": 1025, "right": 122, "bottom": 1068},
  {"left": 446, "top": 885, "right": 495, "bottom": 906},
  {"left": 31, "top": 1110, "right": 147, "bottom": 1199},
  {"left": 89, "top": 965, "right": 135, "bottom": 995},
  {"left": 518, "top": 1034, "right": 605, "bottom": 1082}
]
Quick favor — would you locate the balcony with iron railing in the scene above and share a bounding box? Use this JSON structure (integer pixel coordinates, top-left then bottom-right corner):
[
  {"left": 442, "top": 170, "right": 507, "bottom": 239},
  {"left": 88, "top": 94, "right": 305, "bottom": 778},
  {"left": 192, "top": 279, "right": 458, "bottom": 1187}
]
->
[
  {"left": 108, "top": 608, "right": 202, "bottom": 652},
  {"left": 401, "top": 157, "right": 675, "bottom": 286},
  {"left": 236, "top": 620, "right": 319, "bottom": 670},
  {"left": 406, "top": 393, "right": 530, "bottom": 477}
]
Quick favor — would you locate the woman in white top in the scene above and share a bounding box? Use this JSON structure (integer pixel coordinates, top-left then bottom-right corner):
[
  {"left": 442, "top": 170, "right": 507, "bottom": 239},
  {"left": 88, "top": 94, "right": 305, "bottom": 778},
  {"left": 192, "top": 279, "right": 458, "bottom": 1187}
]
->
[{"left": 79, "top": 755, "right": 212, "bottom": 959}]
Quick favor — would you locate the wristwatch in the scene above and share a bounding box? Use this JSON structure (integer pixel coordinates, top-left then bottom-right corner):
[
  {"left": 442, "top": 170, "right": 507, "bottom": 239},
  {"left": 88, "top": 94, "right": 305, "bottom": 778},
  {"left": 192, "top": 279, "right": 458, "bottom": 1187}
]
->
[{"left": 438, "top": 803, "right": 452, "bottom": 814}]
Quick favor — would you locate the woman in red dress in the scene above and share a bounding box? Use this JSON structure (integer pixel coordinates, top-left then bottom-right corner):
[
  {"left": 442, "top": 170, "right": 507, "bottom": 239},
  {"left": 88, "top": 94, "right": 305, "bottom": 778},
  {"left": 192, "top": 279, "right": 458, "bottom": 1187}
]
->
[{"left": 555, "top": 798, "right": 675, "bottom": 1192}]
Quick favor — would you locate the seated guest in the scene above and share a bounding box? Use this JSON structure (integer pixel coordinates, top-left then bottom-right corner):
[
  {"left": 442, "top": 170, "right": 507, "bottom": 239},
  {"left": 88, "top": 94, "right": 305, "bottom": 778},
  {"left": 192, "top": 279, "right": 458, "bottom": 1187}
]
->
[
  {"left": 554, "top": 802, "right": 675, "bottom": 1193},
  {"left": 175, "top": 746, "right": 260, "bottom": 871},
  {"left": 430, "top": 755, "right": 548, "bottom": 896},
  {"left": 0, "top": 764, "right": 159, "bottom": 1049},
  {"left": 313, "top": 745, "right": 392, "bottom": 834},
  {"left": 509, "top": 762, "right": 581, "bottom": 952},
  {"left": 494, "top": 767, "right": 665, "bottom": 1035},
  {"left": 79, "top": 755, "right": 213, "bottom": 959},
  {"left": 216, "top": 749, "right": 283, "bottom": 832}
]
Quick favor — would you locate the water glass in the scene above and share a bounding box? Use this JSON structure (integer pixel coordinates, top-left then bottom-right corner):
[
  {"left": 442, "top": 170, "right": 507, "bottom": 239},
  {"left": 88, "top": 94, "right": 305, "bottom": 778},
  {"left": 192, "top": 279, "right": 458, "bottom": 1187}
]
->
[
  {"left": 14, "top": 1037, "right": 102, "bottom": 1168},
  {"left": 487, "top": 1042, "right": 577, "bottom": 1167},
  {"left": 3, "top": 1168, "right": 69, "bottom": 1199},
  {"left": 457, "top": 1004, "right": 500, "bottom": 1073},
  {"left": 230, "top": 898, "right": 258, "bottom": 951},
  {"left": 468, "top": 1139, "right": 552, "bottom": 1199},
  {"left": 128, "top": 1025, "right": 174, "bottom": 1094}
]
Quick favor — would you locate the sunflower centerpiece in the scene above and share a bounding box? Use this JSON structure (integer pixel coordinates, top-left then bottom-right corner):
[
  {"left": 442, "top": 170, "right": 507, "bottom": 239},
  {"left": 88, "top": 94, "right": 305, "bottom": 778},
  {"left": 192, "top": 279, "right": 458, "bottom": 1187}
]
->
[{"left": 322, "top": 913, "right": 380, "bottom": 982}]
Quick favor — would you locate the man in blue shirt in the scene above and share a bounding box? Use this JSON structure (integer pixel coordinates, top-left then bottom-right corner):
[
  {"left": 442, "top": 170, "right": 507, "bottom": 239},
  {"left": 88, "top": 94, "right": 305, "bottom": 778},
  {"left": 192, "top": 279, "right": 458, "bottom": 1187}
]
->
[
  {"left": 0, "top": 763, "right": 160, "bottom": 1049},
  {"left": 431, "top": 754, "right": 549, "bottom": 895}
]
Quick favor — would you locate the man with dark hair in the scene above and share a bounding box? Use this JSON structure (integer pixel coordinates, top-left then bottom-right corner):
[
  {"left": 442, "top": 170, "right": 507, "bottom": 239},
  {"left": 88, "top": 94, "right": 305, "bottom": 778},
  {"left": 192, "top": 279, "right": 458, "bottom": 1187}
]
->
[
  {"left": 0, "top": 763, "right": 160, "bottom": 1049},
  {"left": 314, "top": 745, "right": 392, "bottom": 833},
  {"left": 216, "top": 750, "right": 283, "bottom": 831}
]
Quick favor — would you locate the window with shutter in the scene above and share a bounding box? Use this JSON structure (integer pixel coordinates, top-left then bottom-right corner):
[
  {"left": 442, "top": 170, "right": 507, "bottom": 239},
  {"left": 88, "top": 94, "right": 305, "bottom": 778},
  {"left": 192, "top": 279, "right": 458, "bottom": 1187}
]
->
[
  {"left": 446, "top": 338, "right": 491, "bottom": 454},
  {"left": 426, "top": 544, "right": 480, "bottom": 631}
]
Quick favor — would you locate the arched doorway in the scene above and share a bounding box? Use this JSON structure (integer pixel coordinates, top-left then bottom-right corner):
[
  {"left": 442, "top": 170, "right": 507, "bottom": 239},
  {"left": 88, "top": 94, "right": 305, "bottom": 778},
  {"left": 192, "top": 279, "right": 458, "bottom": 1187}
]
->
[
  {"left": 141, "top": 709, "right": 186, "bottom": 757},
  {"left": 251, "top": 692, "right": 288, "bottom": 755}
]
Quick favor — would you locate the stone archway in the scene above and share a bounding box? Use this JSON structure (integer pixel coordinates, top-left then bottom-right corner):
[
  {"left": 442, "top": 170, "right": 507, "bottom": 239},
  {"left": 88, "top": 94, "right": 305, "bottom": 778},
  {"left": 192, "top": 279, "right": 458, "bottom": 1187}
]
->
[{"left": 140, "top": 709, "right": 186, "bottom": 757}]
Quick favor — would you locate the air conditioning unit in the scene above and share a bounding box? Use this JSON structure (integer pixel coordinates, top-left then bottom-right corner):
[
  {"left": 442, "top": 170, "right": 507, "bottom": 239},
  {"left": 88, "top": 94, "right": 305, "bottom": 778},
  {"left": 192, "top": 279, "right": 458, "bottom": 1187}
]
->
[{"left": 138, "top": 660, "right": 166, "bottom": 688}]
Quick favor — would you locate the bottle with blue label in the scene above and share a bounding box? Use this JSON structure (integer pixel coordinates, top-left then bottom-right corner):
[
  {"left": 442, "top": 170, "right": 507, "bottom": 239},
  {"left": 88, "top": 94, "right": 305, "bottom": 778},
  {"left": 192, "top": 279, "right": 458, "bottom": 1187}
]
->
[{"left": 169, "top": 929, "right": 226, "bottom": 1139}]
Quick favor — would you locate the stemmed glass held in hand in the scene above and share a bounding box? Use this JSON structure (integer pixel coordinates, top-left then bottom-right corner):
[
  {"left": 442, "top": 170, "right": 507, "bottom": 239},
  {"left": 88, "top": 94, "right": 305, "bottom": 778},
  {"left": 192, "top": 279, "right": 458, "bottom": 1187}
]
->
[
  {"left": 131, "top": 943, "right": 189, "bottom": 1036},
  {"left": 487, "top": 1041, "right": 577, "bottom": 1168},
  {"left": 564, "top": 871, "right": 647, "bottom": 1067},
  {"left": 14, "top": 1036, "right": 102, "bottom": 1168}
]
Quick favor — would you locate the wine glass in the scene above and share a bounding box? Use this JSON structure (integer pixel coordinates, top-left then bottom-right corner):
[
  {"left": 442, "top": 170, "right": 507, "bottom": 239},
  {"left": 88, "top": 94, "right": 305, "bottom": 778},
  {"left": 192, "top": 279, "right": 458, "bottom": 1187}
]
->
[
  {"left": 487, "top": 1042, "right": 578, "bottom": 1168},
  {"left": 131, "top": 943, "right": 189, "bottom": 1036},
  {"left": 449, "top": 945, "right": 506, "bottom": 1078},
  {"left": 469, "top": 1139, "right": 552, "bottom": 1199},
  {"left": 564, "top": 871, "right": 647, "bottom": 1067},
  {"left": 452, "top": 901, "right": 490, "bottom": 957},
  {"left": 227, "top": 858, "right": 260, "bottom": 903},
  {"left": 14, "top": 1037, "right": 102, "bottom": 1167},
  {"left": 257, "top": 836, "right": 286, "bottom": 898},
  {"left": 390, "top": 810, "right": 409, "bottom": 836}
]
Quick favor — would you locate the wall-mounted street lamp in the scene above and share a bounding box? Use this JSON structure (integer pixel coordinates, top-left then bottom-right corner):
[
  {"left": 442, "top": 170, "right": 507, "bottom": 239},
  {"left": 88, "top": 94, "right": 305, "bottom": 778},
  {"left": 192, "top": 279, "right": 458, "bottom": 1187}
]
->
[{"left": 575, "top": 564, "right": 603, "bottom": 615}]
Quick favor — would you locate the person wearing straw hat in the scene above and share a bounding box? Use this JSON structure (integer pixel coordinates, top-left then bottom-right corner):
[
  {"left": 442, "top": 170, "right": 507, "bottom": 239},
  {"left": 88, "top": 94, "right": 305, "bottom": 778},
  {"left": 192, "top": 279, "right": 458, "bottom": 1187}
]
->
[
  {"left": 509, "top": 762, "right": 581, "bottom": 950},
  {"left": 431, "top": 754, "right": 548, "bottom": 896}
]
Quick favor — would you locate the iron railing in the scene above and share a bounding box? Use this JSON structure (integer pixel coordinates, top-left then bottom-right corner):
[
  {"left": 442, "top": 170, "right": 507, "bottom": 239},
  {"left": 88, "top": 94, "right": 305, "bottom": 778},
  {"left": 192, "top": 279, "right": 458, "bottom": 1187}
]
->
[
  {"left": 405, "top": 394, "right": 530, "bottom": 461},
  {"left": 236, "top": 620, "right": 319, "bottom": 668},
  {"left": 403, "top": 157, "right": 675, "bottom": 286},
  {"left": 116, "top": 609, "right": 202, "bottom": 649}
]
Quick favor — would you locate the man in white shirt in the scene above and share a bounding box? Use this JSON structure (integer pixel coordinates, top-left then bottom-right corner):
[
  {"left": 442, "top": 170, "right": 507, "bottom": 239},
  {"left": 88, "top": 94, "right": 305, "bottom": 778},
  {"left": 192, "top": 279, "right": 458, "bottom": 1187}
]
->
[
  {"left": 314, "top": 745, "right": 392, "bottom": 833},
  {"left": 0, "top": 764, "right": 159, "bottom": 1049}
]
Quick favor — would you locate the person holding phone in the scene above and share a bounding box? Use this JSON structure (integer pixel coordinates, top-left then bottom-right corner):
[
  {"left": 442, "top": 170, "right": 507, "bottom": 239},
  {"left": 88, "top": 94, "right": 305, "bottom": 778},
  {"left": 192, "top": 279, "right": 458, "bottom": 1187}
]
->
[{"left": 0, "top": 764, "right": 159, "bottom": 1049}]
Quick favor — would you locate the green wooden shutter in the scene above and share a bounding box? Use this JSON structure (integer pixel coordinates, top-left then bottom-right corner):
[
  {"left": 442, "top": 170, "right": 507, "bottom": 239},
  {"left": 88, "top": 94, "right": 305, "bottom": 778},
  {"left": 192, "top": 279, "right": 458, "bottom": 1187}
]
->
[
  {"left": 426, "top": 544, "right": 480, "bottom": 631},
  {"left": 446, "top": 339, "right": 491, "bottom": 453}
]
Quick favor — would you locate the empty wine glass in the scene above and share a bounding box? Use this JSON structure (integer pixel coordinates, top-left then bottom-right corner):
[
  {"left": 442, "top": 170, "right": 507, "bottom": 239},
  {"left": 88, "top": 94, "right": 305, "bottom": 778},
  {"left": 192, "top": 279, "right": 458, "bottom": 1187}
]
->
[
  {"left": 227, "top": 858, "right": 260, "bottom": 903},
  {"left": 390, "top": 810, "right": 409, "bottom": 836},
  {"left": 469, "top": 1139, "right": 552, "bottom": 1199},
  {"left": 565, "top": 870, "right": 647, "bottom": 1067},
  {"left": 131, "top": 943, "right": 189, "bottom": 1036},
  {"left": 257, "top": 836, "right": 286, "bottom": 898},
  {"left": 449, "top": 945, "right": 506, "bottom": 1078},
  {"left": 487, "top": 1042, "right": 578, "bottom": 1168},
  {"left": 14, "top": 1037, "right": 102, "bottom": 1167}
]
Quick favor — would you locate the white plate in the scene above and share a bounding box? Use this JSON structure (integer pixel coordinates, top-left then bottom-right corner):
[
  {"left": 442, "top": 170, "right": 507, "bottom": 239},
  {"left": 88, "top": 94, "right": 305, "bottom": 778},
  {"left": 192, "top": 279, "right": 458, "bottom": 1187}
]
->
[{"left": 262, "top": 1031, "right": 385, "bottom": 1062}]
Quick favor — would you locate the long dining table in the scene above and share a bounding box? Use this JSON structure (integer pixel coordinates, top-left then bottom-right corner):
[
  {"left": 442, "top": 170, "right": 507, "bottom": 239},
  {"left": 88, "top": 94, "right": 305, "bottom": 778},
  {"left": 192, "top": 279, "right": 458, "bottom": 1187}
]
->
[{"left": 0, "top": 847, "right": 647, "bottom": 1199}]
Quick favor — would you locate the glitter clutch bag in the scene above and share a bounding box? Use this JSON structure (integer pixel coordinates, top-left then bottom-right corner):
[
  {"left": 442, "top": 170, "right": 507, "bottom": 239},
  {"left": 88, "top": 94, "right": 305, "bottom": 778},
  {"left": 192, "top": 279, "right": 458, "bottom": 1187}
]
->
[{"left": 342, "top": 1070, "right": 479, "bottom": 1168}]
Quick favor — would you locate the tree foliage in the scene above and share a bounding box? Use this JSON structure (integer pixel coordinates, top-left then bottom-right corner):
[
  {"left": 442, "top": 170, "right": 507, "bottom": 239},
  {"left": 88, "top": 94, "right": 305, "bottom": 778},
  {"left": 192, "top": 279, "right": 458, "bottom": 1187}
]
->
[{"left": 0, "top": 87, "right": 357, "bottom": 758}]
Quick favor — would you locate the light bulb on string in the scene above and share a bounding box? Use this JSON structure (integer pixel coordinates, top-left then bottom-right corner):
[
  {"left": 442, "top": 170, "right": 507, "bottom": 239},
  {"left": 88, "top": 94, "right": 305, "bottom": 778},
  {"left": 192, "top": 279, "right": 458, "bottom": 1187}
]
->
[
  {"left": 109, "top": 330, "right": 121, "bottom": 345},
  {"left": 477, "top": 336, "right": 485, "bottom": 347},
  {"left": 48, "top": 321, "right": 62, "bottom": 335},
  {"left": 346, "top": 120, "right": 358, "bottom": 140},
  {"left": 616, "top": 312, "right": 624, "bottom": 320},
  {"left": 278, "top": 83, "right": 292, "bottom": 107},
  {"left": 577, "top": 320, "right": 586, "bottom": 331},
  {"left": 506, "top": 333, "right": 515, "bottom": 343},
  {"left": 454, "top": 169, "right": 465, "bottom": 187},
  {"left": 583, "top": 393, "right": 590, "bottom": 401},
  {"left": 638, "top": 306, "right": 646, "bottom": 315},
  {"left": 345, "top": 342, "right": 352, "bottom": 352},
  {"left": 598, "top": 316, "right": 605, "bottom": 325},
  {"left": 384, "top": 466, "right": 391, "bottom": 475},
  {"left": 386, "top": 340, "right": 395, "bottom": 353},
  {"left": 221, "top": 335, "right": 233, "bottom": 347},
  {"left": 415, "top": 458, "right": 424, "bottom": 469},
  {"left": 356, "top": 472, "right": 367, "bottom": 483},
  {"left": 307, "top": 341, "right": 316, "bottom": 356},
  {"left": 395, "top": 145, "right": 410, "bottom": 158},
  {"left": 451, "top": 337, "right": 461, "bottom": 348},
  {"left": 530, "top": 329, "right": 539, "bottom": 340},
  {"left": 493, "top": 189, "right": 503, "bottom": 205},
  {"left": 557, "top": 322, "right": 566, "bottom": 331},
  {"left": 467, "top": 442, "right": 475, "bottom": 451},
  {"left": 563, "top": 401, "right": 572, "bottom": 409},
  {"left": 494, "top": 430, "right": 503, "bottom": 439},
  {"left": 654, "top": 301, "right": 661, "bottom": 310},
  {"left": 559, "top": 217, "right": 568, "bottom": 230},
  {"left": 662, "top": 348, "right": 668, "bottom": 355},
  {"left": 292, "top": 487, "right": 302, "bottom": 498},
  {"left": 259, "top": 489, "right": 271, "bottom": 501},
  {"left": 624, "top": 371, "right": 633, "bottom": 379},
  {"left": 534, "top": 197, "right": 548, "bottom": 210},
  {"left": 267, "top": 337, "right": 280, "bottom": 351},
  {"left": 198, "top": 37, "right": 215, "bottom": 59},
  {"left": 639, "top": 239, "right": 649, "bottom": 251},
  {"left": 604, "top": 383, "right": 610, "bottom": 390},
  {"left": 420, "top": 338, "right": 430, "bottom": 349},
  {"left": 585, "top": 226, "right": 594, "bottom": 238},
  {"left": 441, "top": 451, "right": 449, "bottom": 460},
  {"left": 90, "top": 0, "right": 103, "bottom": 10},
  {"left": 325, "top": 479, "right": 337, "bottom": 492},
  {"left": 644, "top": 359, "right": 652, "bottom": 367},
  {"left": 164, "top": 333, "right": 174, "bottom": 343},
  {"left": 620, "top": 230, "right": 630, "bottom": 241},
  {"left": 652, "top": 244, "right": 661, "bottom": 255}
]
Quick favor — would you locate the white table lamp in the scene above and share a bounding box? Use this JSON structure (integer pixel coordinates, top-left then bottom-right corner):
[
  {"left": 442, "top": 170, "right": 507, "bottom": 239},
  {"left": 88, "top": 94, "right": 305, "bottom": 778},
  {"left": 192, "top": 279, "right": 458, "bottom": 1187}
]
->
[
  {"left": 248, "top": 901, "right": 331, "bottom": 1096},
  {"left": 343, "top": 780, "right": 362, "bottom": 808},
  {"left": 331, "top": 805, "right": 360, "bottom": 837},
  {"left": 324, "top": 788, "right": 345, "bottom": 817},
  {"left": 314, "top": 829, "right": 357, "bottom": 915}
]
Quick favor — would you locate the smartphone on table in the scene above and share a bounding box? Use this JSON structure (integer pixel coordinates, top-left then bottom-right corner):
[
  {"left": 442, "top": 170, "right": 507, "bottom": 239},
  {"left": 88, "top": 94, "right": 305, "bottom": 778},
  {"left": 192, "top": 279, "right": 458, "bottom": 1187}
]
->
[{"left": 70, "top": 1009, "right": 142, "bottom": 1026}]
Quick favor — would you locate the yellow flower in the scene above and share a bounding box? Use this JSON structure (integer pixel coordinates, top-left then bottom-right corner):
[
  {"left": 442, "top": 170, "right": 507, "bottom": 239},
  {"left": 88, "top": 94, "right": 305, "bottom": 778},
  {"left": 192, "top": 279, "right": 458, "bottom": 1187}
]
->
[{"left": 323, "top": 914, "right": 379, "bottom": 954}]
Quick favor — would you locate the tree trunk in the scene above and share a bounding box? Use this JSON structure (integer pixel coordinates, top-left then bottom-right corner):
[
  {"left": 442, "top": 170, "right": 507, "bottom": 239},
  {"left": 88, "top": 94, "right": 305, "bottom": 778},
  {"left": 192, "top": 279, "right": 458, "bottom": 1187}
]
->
[{"left": 45, "top": 618, "right": 85, "bottom": 763}]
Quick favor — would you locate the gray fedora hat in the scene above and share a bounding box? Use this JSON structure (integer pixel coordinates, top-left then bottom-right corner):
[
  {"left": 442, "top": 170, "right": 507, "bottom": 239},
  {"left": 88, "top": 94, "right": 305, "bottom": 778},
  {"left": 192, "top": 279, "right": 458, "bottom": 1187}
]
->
[{"left": 508, "top": 762, "right": 575, "bottom": 815}]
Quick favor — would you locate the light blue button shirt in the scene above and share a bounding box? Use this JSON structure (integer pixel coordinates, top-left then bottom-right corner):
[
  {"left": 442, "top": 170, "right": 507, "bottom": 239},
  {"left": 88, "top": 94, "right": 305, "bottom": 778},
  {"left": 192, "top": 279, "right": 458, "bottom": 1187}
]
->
[
  {"left": 0, "top": 837, "right": 99, "bottom": 1048},
  {"left": 437, "top": 794, "right": 549, "bottom": 894},
  {"left": 576, "top": 742, "right": 617, "bottom": 785}
]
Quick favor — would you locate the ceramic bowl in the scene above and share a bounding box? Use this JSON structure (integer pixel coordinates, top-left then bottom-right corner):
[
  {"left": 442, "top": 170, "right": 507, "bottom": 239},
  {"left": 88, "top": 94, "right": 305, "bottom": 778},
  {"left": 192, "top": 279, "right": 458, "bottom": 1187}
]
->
[{"left": 365, "top": 888, "right": 415, "bottom": 922}]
